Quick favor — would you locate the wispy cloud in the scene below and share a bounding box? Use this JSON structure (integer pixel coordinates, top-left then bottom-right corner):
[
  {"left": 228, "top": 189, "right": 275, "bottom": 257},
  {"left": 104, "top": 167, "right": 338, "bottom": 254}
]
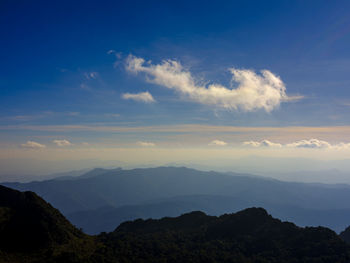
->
[
  {"left": 84, "top": 72, "right": 99, "bottom": 80},
  {"left": 285, "top": 139, "right": 331, "bottom": 149},
  {"left": 4, "top": 124, "right": 350, "bottom": 135},
  {"left": 7, "top": 111, "right": 54, "bottom": 121},
  {"left": 340, "top": 100, "right": 350, "bottom": 107},
  {"left": 80, "top": 83, "right": 91, "bottom": 90},
  {"left": 21, "top": 141, "right": 46, "bottom": 149},
  {"left": 122, "top": 91, "right": 156, "bottom": 103},
  {"left": 9, "top": 115, "right": 38, "bottom": 121},
  {"left": 243, "top": 138, "right": 350, "bottom": 149},
  {"left": 67, "top": 112, "right": 80, "bottom": 116},
  {"left": 104, "top": 113, "right": 120, "bottom": 118},
  {"left": 53, "top": 139, "right": 72, "bottom": 147},
  {"left": 107, "top": 50, "right": 122, "bottom": 58},
  {"left": 137, "top": 141, "right": 156, "bottom": 147},
  {"left": 243, "top": 140, "right": 282, "bottom": 148},
  {"left": 208, "top": 140, "right": 227, "bottom": 146},
  {"left": 125, "top": 55, "right": 302, "bottom": 112}
]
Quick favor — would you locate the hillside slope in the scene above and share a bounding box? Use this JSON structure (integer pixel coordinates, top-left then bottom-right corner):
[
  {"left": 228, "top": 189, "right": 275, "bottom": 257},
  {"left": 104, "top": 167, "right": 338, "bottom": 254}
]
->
[
  {"left": 67, "top": 194, "right": 350, "bottom": 234},
  {"left": 1, "top": 185, "right": 350, "bottom": 263},
  {"left": 340, "top": 226, "right": 350, "bottom": 244},
  {"left": 0, "top": 185, "right": 96, "bottom": 263},
  {"left": 99, "top": 208, "right": 350, "bottom": 263}
]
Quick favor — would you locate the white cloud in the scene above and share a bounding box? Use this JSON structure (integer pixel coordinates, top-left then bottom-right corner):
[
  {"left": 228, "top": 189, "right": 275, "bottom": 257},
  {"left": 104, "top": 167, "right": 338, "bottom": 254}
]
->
[
  {"left": 243, "top": 138, "right": 350, "bottom": 150},
  {"left": 122, "top": 91, "right": 155, "bottom": 103},
  {"left": 84, "top": 72, "right": 99, "bottom": 80},
  {"left": 286, "top": 139, "right": 331, "bottom": 149},
  {"left": 125, "top": 55, "right": 301, "bottom": 112},
  {"left": 107, "top": 50, "right": 122, "bottom": 59},
  {"left": 208, "top": 140, "right": 227, "bottom": 146},
  {"left": 21, "top": 141, "right": 46, "bottom": 149},
  {"left": 243, "top": 140, "right": 282, "bottom": 148},
  {"left": 80, "top": 83, "right": 91, "bottom": 90},
  {"left": 137, "top": 141, "right": 156, "bottom": 147},
  {"left": 334, "top": 142, "right": 350, "bottom": 149},
  {"left": 53, "top": 139, "right": 72, "bottom": 147},
  {"left": 242, "top": 140, "right": 261, "bottom": 147}
]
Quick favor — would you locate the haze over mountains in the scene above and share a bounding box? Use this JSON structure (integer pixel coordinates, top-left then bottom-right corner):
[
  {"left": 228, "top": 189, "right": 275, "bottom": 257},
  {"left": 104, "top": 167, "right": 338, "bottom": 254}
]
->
[
  {"left": 3, "top": 167, "right": 350, "bottom": 234},
  {"left": 3, "top": 156, "right": 350, "bottom": 185}
]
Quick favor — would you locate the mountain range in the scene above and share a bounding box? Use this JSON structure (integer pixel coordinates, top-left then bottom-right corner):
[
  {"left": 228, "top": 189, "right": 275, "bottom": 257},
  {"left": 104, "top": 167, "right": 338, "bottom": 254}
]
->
[{"left": 3, "top": 167, "right": 350, "bottom": 234}]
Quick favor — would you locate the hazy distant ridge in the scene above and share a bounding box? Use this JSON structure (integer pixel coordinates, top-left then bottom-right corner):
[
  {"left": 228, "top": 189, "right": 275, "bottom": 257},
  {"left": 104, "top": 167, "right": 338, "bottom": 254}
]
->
[{"left": 4, "top": 166, "right": 350, "bottom": 234}]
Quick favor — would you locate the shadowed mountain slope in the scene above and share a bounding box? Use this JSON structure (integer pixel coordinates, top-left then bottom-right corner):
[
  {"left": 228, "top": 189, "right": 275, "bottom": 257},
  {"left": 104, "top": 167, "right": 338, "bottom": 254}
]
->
[
  {"left": 340, "top": 226, "right": 350, "bottom": 244},
  {"left": 67, "top": 194, "right": 350, "bottom": 234},
  {"left": 0, "top": 185, "right": 84, "bottom": 252},
  {"left": 99, "top": 208, "right": 350, "bottom": 263},
  {"left": 1, "top": 185, "right": 350, "bottom": 263},
  {"left": 0, "top": 185, "right": 97, "bottom": 263}
]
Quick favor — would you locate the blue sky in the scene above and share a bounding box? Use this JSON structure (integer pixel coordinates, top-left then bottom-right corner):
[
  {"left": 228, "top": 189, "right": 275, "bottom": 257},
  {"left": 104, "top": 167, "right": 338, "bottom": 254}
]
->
[{"left": 2, "top": 0, "right": 350, "bottom": 176}]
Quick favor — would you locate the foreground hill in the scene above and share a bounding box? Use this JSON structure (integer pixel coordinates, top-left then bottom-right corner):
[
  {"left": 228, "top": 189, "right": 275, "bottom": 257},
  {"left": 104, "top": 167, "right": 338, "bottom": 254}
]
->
[
  {"left": 340, "top": 226, "right": 350, "bottom": 244},
  {"left": 100, "top": 208, "right": 350, "bottom": 263},
  {"left": 0, "top": 185, "right": 96, "bottom": 263},
  {"left": 4, "top": 167, "right": 350, "bottom": 233},
  {"left": 1, "top": 185, "right": 350, "bottom": 263},
  {"left": 67, "top": 195, "right": 350, "bottom": 235}
]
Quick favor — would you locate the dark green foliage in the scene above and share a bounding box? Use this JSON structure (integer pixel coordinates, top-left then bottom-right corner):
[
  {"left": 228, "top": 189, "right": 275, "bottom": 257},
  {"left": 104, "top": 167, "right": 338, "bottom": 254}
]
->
[
  {"left": 98, "top": 208, "right": 350, "bottom": 263},
  {"left": 0, "top": 185, "right": 84, "bottom": 252},
  {"left": 1, "top": 185, "right": 350, "bottom": 263},
  {"left": 0, "top": 185, "right": 96, "bottom": 263}
]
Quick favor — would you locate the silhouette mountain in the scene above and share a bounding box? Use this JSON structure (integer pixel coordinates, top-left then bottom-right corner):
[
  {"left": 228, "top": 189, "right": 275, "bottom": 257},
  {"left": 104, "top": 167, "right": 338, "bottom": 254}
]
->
[
  {"left": 1, "top": 185, "right": 350, "bottom": 263},
  {"left": 0, "top": 185, "right": 84, "bottom": 252},
  {"left": 0, "top": 185, "right": 97, "bottom": 263},
  {"left": 340, "top": 226, "right": 350, "bottom": 244},
  {"left": 99, "top": 208, "right": 350, "bottom": 263},
  {"left": 66, "top": 194, "right": 350, "bottom": 235}
]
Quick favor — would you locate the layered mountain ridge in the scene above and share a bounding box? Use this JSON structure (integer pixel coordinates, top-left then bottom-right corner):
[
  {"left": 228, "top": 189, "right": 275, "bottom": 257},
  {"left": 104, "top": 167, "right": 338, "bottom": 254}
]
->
[{"left": 4, "top": 166, "right": 350, "bottom": 234}]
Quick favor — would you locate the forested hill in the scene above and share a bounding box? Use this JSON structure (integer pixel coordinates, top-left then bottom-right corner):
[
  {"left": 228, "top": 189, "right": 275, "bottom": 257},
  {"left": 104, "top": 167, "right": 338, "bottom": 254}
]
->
[
  {"left": 0, "top": 185, "right": 94, "bottom": 263},
  {"left": 100, "top": 208, "right": 350, "bottom": 263},
  {"left": 0, "top": 185, "right": 84, "bottom": 251},
  {"left": 1, "top": 185, "right": 350, "bottom": 263},
  {"left": 340, "top": 226, "right": 350, "bottom": 244}
]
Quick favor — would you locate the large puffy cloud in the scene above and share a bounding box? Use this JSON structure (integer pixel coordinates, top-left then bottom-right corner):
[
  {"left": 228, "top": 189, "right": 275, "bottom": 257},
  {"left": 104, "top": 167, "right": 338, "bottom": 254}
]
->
[
  {"left": 122, "top": 91, "right": 155, "bottom": 103},
  {"left": 125, "top": 55, "right": 300, "bottom": 112},
  {"left": 209, "top": 140, "right": 227, "bottom": 146},
  {"left": 53, "top": 139, "right": 72, "bottom": 147},
  {"left": 21, "top": 141, "right": 46, "bottom": 149},
  {"left": 243, "top": 138, "right": 350, "bottom": 149}
]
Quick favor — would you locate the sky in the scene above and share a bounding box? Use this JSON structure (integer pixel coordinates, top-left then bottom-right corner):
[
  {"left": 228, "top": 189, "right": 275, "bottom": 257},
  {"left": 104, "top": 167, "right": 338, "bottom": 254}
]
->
[{"left": 2, "top": 0, "right": 350, "bottom": 178}]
